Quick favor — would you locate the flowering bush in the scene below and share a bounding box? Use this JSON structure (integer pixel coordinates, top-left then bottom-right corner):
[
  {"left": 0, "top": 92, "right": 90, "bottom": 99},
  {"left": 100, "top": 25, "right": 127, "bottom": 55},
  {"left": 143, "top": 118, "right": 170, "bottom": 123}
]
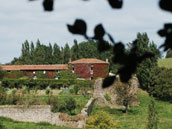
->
[{"left": 85, "top": 111, "right": 121, "bottom": 129}]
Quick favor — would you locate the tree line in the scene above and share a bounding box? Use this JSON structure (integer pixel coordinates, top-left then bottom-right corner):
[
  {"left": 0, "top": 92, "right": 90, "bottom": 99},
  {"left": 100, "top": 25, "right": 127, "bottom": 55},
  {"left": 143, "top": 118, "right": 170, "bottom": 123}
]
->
[
  {"left": 10, "top": 39, "right": 119, "bottom": 72},
  {"left": 10, "top": 33, "right": 160, "bottom": 75}
]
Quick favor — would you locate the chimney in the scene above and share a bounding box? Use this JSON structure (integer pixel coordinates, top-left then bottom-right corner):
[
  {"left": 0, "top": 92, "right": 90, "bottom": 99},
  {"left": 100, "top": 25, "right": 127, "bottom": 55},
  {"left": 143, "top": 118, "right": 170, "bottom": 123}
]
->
[{"left": 106, "top": 58, "right": 108, "bottom": 63}]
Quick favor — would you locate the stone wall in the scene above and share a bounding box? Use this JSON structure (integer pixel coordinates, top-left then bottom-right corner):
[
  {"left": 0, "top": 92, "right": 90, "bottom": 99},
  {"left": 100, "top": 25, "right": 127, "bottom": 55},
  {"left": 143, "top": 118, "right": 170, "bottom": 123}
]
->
[
  {"left": 0, "top": 97, "right": 95, "bottom": 128},
  {"left": 93, "top": 76, "right": 140, "bottom": 108}
]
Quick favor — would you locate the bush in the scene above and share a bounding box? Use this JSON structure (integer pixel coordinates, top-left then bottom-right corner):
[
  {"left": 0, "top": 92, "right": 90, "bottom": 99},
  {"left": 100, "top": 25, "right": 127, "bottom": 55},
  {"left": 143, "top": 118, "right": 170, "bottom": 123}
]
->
[
  {"left": 104, "top": 92, "right": 111, "bottom": 102},
  {"left": 36, "top": 71, "right": 48, "bottom": 79},
  {"left": 85, "top": 111, "right": 121, "bottom": 129},
  {"left": 148, "top": 67, "right": 172, "bottom": 101},
  {"left": 0, "top": 69, "right": 6, "bottom": 80},
  {"left": 55, "top": 70, "right": 78, "bottom": 80},
  {"left": 0, "top": 87, "right": 7, "bottom": 105},
  {"left": 50, "top": 97, "right": 77, "bottom": 115},
  {"left": 65, "top": 97, "right": 76, "bottom": 115},
  {"left": 4, "top": 71, "right": 25, "bottom": 79},
  {"left": 147, "top": 98, "right": 159, "bottom": 129},
  {"left": 45, "top": 89, "right": 50, "bottom": 95}
]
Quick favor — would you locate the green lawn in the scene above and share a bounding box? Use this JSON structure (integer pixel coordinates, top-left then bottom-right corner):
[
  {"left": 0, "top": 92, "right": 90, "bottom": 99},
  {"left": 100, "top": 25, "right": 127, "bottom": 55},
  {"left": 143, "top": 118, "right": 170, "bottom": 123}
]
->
[
  {"left": 158, "top": 58, "right": 172, "bottom": 68},
  {"left": 0, "top": 117, "right": 78, "bottom": 129},
  {"left": 91, "top": 89, "right": 172, "bottom": 129},
  {"left": 1, "top": 89, "right": 172, "bottom": 129}
]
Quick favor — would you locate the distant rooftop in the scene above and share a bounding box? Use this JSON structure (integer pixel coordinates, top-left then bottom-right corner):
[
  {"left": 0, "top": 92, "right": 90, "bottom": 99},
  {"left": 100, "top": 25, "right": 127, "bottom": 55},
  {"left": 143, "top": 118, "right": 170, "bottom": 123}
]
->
[
  {"left": 0, "top": 65, "right": 68, "bottom": 71},
  {"left": 69, "top": 58, "right": 109, "bottom": 64}
]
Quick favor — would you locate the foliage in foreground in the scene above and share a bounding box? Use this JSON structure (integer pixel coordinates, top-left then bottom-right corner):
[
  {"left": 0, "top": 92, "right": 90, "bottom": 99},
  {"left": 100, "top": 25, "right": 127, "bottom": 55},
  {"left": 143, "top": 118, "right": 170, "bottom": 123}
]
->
[
  {"left": 147, "top": 98, "right": 159, "bottom": 129},
  {"left": 148, "top": 67, "right": 172, "bottom": 101},
  {"left": 85, "top": 110, "right": 121, "bottom": 129}
]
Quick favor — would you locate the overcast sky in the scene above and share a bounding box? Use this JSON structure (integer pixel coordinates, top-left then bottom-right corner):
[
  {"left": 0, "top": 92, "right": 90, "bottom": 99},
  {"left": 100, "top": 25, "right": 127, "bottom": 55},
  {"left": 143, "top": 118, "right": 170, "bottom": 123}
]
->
[{"left": 0, "top": 0, "right": 171, "bottom": 64}]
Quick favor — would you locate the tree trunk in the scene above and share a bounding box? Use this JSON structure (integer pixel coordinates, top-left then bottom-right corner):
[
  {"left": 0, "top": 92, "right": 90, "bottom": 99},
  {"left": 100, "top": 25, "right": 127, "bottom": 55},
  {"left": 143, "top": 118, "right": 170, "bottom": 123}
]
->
[{"left": 125, "top": 104, "right": 128, "bottom": 113}]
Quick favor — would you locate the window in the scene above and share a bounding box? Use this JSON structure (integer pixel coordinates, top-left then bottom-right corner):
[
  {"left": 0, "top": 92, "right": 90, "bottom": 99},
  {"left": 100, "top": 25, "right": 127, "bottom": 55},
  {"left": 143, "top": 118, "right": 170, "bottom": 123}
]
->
[
  {"left": 43, "top": 71, "right": 46, "bottom": 74},
  {"left": 91, "top": 64, "right": 93, "bottom": 74},
  {"left": 91, "top": 76, "right": 93, "bottom": 80},
  {"left": 72, "top": 65, "right": 74, "bottom": 73}
]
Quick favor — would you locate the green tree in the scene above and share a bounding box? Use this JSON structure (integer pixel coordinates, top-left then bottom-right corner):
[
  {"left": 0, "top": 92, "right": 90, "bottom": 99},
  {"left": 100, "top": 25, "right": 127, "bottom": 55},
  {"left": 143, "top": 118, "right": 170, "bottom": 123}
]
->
[
  {"left": 53, "top": 43, "right": 61, "bottom": 64},
  {"left": 148, "top": 67, "right": 172, "bottom": 101},
  {"left": 30, "top": 41, "right": 35, "bottom": 64},
  {"left": 166, "top": 49, "right": 172, "bottom": 58},
  {"left": 71, "top": 39, "right": 79, "bottom": 61},
  {"left": 21, "top": 40, "right": 32, "bottom": 64},
  {"left": 0, "top": 66, "right": 6, "bottom": 80},
  {"left": 147, "top": 98, "right": 159, "bottom": 129},
  {"left": 134, "top": 33, "right": 159, "bottom": 90},
  {"left": 34, "top": 40, "right": 47, "bottom": 64},
  {"left": 63, "top": 43, "right": 71, "bottom": 64},
  {"left": 45, "top": 43, "right": 53, "bottom": 64},
  {"left": 115, "top": 76, "right": 135, "bottom": 113}
]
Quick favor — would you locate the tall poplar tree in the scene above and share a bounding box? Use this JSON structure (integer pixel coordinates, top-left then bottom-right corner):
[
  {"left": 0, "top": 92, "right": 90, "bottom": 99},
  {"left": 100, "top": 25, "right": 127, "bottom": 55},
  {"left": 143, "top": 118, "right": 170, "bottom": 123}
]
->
[
  {"left": 63, "top": 43, "right": 71, "bottom": 64},
  {"left": 53, "top": 43, "right": 61, "bottom": 64}
]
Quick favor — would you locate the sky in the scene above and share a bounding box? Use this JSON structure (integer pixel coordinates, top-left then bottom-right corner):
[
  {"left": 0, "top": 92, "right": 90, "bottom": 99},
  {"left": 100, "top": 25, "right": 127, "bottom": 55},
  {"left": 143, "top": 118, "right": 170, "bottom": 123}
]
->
[{"left": 0, "top": 0, "right": 171, "bottom": 64}]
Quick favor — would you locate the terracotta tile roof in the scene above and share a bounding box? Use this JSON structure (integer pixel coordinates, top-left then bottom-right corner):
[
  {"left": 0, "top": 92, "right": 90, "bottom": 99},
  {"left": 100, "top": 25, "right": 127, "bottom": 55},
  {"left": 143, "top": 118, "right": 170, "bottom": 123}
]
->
[
  {"left": 0, "top": 65, "right": 68, "bottom": 71},
  {"left": 69, "top": 58, "right": 109, "bottom": 64}
]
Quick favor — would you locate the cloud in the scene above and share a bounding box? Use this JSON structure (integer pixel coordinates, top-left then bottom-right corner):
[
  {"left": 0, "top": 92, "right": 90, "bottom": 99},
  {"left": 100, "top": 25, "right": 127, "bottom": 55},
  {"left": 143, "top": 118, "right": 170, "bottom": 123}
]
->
[{"left": 0, "top": 0, "right": 171, "bottom": 63}]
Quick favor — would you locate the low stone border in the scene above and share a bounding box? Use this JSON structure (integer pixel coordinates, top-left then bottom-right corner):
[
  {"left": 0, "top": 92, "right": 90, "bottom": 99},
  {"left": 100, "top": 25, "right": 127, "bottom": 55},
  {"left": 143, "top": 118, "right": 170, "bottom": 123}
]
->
[{"left": 0, "top": 97, "right": 95, "bottom": 128}]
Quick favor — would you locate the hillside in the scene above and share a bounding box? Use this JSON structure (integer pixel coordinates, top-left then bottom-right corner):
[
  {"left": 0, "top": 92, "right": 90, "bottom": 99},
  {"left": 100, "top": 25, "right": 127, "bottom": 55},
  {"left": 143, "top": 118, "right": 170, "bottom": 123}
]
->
[
  {"left": 158, "top": 58, "right": 172, "bottom": 68},
  {"left": 91, "top": 89, "right": 172, "bottom": 129}
]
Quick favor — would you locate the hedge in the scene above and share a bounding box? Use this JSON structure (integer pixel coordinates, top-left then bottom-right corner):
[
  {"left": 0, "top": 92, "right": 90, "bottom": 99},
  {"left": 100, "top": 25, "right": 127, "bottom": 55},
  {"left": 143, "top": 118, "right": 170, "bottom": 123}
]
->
[
  {"left": 1, "top": 78, "right": 93, "bottom": 90},
  {"left": 148, "top": 67, "right": 172, "bottom": 101}
]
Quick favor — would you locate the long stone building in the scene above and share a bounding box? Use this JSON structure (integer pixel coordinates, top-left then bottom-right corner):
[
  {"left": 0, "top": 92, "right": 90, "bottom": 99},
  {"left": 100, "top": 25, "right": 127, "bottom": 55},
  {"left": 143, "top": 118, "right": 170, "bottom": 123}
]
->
[{"left": 0, "top": 58, "right": 109, "bottom": 80}]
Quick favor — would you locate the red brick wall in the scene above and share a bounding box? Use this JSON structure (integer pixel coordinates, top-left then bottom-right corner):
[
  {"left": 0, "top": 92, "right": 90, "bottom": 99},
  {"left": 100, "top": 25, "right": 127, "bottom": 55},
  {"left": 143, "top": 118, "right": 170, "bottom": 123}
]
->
[
  {"left": 93, "top": 64, "right": 109, "bottom": 79},
  {"left": 47, "top": 71, "right": 55, "bottom": 78},
  {"left": 73, "top": 63, "right": 109, "bottom": 79},
  {"left": 74, "top": 64, "right": 91, "bottom": 79}
]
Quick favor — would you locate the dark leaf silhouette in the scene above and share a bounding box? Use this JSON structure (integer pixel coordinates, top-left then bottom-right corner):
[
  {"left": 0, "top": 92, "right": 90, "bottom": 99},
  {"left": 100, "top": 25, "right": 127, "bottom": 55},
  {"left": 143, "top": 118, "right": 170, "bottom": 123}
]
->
[
  {"left": 94, "top": 24, "right": 105, "bottom": 40},
  {"left": 102, "top": 76, "right": 116, "bottom": 88},
  {"left": 107, "top": 33, "right": 115, "bottom": 44},
  {"left": 43, "top": 0, "right": 54, "bottom": 11},
  {"left": 112, "top": 42, "right": 126, "bottom": 64},
  {"left": 158, "top": 23, "right": 172, "bottom": 51},
  {"left": 112, "top": 40, "right": 154, "bottom": 82},
  {"left": 107, "top": 0, "right": 123, "bottom": 9},
  {"left": 67, "top": 19, "right": 87, "bottom": 36},
  {"left": 159, "top": 0, "right": 172, "bottom": 12},
  {"left": 97, "top": 40, "right": 111, "bottom": 52}
]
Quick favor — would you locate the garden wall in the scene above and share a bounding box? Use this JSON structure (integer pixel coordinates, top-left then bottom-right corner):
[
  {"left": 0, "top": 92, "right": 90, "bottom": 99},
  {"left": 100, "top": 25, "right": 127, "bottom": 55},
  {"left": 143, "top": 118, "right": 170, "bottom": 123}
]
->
[{"left": 0, "top": 98, "right": 95, "bottom": 128}]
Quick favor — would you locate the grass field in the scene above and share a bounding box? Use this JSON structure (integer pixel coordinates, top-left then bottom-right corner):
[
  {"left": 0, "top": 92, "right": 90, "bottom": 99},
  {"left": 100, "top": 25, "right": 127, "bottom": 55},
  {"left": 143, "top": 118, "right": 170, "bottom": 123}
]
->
[
  {"left": 0, "top": 117, "right": 78, "bottom": 129},
  {"left": 0, "top": 89, "right": 171, "bottom": 129},
  {"left": 158, "top": 58, "right": 172, "bottom": 68},
  {"left": 91, "top": 89, "right": 172, "bottom": 129}
]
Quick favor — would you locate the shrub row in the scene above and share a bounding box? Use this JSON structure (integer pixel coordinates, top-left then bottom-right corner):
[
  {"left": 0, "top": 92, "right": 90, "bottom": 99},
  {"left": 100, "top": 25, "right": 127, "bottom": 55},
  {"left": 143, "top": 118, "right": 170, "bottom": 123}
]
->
[
  {"left": 1, "top": 79, "right": 93, "bottom": 90},
  {"left": 148, "top": 67, "right": 172, "bottom": 101}
]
